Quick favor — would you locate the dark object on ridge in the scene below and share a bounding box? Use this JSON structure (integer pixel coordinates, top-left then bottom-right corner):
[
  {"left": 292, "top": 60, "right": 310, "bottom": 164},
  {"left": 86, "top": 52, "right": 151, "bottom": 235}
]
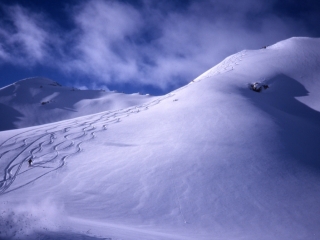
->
[
  {"left": 28, "top": 158, "right": 33, "bottom": 167},
  {"left": 249, "top": 82, "right": 269, "bottom": 92}
]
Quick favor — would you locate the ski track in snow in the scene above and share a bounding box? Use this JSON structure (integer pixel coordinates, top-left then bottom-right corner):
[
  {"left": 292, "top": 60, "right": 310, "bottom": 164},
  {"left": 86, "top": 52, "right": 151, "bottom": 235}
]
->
[
  {"left": 0, "top": 50, "right": 241, "bottom": 228},
  {"left": 0, "top": 93, "right": 175, "bottom": 195},
  {"left": 193, "top": 50, "right": 247, "bottom": 81}
]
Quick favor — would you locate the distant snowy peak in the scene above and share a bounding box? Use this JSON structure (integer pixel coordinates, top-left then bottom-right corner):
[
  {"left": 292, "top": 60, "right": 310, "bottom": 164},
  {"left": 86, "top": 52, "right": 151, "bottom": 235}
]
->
[
  {"left": 1, "top": 77, "right": 63, "bottom": 91},
  {"left": 16, "top": 77, "right": 62, "bottom": 87},
  {"left": 0, "top": 77, "right": 153, "bottom": 131}
]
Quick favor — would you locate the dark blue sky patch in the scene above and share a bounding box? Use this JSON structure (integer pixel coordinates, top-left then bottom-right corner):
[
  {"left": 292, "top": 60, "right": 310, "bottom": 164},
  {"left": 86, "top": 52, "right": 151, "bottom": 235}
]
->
[
  {"left": 273, "top": 0, "right": 320, "bottom": 35},
  {"left": 0, "top": 0, "right": 77, "bottom": 30}
]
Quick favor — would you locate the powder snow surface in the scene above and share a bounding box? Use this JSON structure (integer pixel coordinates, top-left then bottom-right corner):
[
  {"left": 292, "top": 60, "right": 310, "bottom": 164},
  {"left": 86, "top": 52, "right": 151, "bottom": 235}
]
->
[{"left": 0, "top": 37, "right": 320, "bottom": 240}]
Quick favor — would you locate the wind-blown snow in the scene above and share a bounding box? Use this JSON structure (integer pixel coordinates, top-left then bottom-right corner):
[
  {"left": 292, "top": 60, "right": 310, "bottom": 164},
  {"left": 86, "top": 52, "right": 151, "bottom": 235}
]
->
[{"left": 0, "top": 37, "right": 320, "bottom": 240}]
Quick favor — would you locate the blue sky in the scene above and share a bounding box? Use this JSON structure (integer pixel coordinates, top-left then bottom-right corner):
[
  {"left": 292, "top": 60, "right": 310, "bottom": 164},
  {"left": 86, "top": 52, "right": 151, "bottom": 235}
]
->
[{"left": 0, "top": 0, "right": 319, "bottom": 95}]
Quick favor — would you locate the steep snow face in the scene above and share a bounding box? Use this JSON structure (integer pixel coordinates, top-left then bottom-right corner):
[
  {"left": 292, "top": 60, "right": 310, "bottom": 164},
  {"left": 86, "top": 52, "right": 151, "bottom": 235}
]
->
[
  {"left": 196, "top": 37, "right": 320, "bottom": 110},
  {"left": 1, "top": 37, "right": 320, "bottom": 240},
  {"left": 0, "top": 77, "right": 154, "bottom": 131}
]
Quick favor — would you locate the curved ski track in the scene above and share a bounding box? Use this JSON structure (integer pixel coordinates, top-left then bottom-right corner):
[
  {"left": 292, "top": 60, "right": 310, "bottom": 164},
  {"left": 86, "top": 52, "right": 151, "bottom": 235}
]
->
[
  {"left": 193, "top": 50, "right": 246, "bottom": 81},
  {"left": 0, "top": 94, "right": 174, "bottom": 195}
]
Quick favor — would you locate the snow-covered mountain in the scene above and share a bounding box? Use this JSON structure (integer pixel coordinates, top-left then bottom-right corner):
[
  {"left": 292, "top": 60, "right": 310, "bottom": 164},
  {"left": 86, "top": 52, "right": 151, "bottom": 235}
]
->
[
  {"left": 1, "top": 37, "right": 320, "bottom": 240},
  {"left": 0, "top": 77, "right": 153, "bottom": 131}
]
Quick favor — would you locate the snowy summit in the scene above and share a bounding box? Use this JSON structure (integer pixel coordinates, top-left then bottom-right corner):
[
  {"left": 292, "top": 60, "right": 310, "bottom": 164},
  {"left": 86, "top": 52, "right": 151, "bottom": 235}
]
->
[{"left": 1, "top": 37, "right": 320, "bottom": 240}]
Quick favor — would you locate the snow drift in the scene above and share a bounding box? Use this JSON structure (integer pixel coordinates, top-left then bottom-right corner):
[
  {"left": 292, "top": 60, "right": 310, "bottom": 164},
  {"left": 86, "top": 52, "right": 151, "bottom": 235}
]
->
[{"left": 0, "top": 37, "right": 320, "bottom": 240}]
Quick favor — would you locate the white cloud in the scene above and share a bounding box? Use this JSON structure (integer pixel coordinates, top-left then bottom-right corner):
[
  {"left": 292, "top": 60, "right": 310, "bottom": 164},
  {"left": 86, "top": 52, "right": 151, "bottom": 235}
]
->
[
  {"left": 10, "top": 6, "right": 48, "bottom": 61},
  {"left": 0, "top": 0, "right": 313, "bottom": 91},
  {"left": 0, "top": 5, "right": 56, "bottom": 65},
  {"left": 63, "top": 0, "right": 142, "bottom": 83}
]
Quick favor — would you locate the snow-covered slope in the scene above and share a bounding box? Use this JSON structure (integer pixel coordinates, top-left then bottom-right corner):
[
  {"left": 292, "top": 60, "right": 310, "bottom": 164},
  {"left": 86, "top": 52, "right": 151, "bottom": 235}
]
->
[
  {"left": 1, "top": 37, "right": 320, "bottom": 240},
  {"left": 0, "top": 77, "right": 153, "bottom": 131}
]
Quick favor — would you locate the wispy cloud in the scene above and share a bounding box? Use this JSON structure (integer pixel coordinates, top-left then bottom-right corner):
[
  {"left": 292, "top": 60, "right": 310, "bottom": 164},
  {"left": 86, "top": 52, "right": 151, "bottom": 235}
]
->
[
  {"left": 0, "top": 0, "right": 315, "bottom": 92},
  {"left": 0, "top": 5, "right": 55, "bottom": 65},
  {"left": 65, "top": 0, "right": 143, "bottom": 83}
]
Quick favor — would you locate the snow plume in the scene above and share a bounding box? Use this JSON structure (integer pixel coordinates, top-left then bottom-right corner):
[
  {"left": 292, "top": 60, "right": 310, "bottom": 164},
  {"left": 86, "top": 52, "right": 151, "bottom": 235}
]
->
[
  {"left": 0, "top": 0, "right": 316, "bottom": 91},
  {"left": 0, "top": 198, "right": 65, "bottom": 239}
]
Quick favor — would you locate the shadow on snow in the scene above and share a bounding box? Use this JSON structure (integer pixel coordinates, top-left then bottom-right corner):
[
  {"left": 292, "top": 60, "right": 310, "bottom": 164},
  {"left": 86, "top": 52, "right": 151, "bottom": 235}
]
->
[{"left": 241, "top": 74, "right": 320, "bottom": 171}]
